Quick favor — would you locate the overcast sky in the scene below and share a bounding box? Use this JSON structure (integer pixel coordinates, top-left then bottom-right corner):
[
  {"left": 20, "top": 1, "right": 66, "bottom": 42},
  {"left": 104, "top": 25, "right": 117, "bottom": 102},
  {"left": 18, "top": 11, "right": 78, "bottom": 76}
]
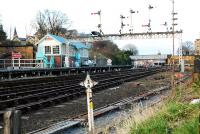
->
[{"left": 0, "top": 0, "right": 200, "bottom": 54}]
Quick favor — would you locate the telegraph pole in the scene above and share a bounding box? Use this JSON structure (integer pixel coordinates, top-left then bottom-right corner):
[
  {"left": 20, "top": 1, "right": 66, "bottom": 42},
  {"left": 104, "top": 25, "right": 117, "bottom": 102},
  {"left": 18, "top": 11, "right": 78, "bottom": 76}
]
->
[{"left": 80, "top": 73, "right": 98, "bottom": 134}]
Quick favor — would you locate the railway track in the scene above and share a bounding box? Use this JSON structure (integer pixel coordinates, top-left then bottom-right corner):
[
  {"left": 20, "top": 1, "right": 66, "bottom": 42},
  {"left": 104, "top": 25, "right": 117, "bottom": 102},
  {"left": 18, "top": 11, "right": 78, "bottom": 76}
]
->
[
  {"left": 0, "top": 67, "right": 163, "bottom": 117},
  {"left": 26, "top": 72, "right": 191, "bottom": 134},
  {"left": 27, "top": 85, "right": 171, "bottom": 134}
]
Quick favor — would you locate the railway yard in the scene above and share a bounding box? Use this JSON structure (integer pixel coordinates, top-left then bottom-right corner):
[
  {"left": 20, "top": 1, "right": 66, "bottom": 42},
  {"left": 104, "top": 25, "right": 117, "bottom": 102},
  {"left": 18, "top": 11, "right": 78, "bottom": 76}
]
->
[
  {"left": 0, "top": 66, "right": 180, "bottom": 133},
  {"left": 0, "top": 0, "right": 199, "bottom": 133}
]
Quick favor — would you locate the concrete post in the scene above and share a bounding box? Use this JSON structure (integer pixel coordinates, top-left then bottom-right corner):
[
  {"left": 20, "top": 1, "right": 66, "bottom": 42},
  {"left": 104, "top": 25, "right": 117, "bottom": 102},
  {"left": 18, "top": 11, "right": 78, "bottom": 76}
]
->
[
  {"left": 3, "top": 110, "right": 21, "bottom": 134},
  {"left": 13, "top": 110, "right": 21, "bottom": 134},
  {"left": 18, "top": 58, "right": 20, "bottom": 68},
  {"left": 3, "top": 110, "right": 13, "bottom": 134},
  {"left": 181, "top": 59, "right": 184, "bottom": 73},
  {"left": 3, "top": 60, "right": 5, "bottom": 69}
]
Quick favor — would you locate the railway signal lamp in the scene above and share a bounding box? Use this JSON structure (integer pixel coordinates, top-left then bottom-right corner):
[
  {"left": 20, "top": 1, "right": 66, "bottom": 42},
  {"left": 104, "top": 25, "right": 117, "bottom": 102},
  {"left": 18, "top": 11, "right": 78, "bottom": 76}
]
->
[{"left": 80, "top": 73, "right": 98, "bottom": 134}]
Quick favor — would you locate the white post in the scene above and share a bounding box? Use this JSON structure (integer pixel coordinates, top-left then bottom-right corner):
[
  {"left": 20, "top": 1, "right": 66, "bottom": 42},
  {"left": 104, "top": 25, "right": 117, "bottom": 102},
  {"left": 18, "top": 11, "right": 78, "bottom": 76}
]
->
[
  {"left": 3, "top": 59, "right": 5, "bottom": 69},
  {"left": 80, "top": 73, "right": 98, "bottom": 134},
  {"left": 181, "top": 59, "right": 184, "bottom": 73},
  {"left": 18, "top": 58, "right": 20, "bottom": 68},
  {"left": 86, "top": 88, "right": 94, "bottom": 132},
  {"left": 12, "top": 59, "right": 14, "bottom": 68}
]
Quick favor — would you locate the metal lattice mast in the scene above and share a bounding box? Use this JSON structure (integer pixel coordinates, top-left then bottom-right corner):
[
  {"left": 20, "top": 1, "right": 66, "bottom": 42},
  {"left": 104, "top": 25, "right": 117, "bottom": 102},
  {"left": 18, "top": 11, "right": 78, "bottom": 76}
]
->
[{"left": 171, "top": 0, "right": 175, "bottom": 88}]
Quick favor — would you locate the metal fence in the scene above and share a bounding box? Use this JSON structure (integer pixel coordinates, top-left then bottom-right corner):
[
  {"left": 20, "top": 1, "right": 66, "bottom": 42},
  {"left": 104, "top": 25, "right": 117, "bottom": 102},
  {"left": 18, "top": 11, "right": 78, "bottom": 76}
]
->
[{"left": 0, "top": 59, "right": 43, "bottom": 69}]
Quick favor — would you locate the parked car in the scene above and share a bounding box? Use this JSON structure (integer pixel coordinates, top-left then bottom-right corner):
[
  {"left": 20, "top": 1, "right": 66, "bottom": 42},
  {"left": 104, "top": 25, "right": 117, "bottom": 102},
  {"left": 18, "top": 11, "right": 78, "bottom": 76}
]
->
[
  {"left": 81, "top": 60, "right": 94, "bottom": 67},
  {"left": 91, "top": 31, "right": 101, "bottom": 37}
]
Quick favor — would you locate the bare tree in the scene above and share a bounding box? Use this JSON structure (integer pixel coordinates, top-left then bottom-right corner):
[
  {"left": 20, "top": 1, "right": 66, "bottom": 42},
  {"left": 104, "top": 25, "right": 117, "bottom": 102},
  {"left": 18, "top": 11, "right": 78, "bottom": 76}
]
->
[
  {"left": 123, "top": 44, "right": 138, "bottom": 55},
  {"left": 177, "top": 41, "right": 195, "bottom": 56},
  {"left": 33, "top": 9, "right": 71, "bottom": 39}
]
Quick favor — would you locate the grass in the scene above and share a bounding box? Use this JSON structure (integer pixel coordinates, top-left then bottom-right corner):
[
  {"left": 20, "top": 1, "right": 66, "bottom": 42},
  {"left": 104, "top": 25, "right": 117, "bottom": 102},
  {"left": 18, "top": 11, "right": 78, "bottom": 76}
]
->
[
  {"left": 96, "top": 77, "right": 199, "bottom": 134},
  {"left": 173, "top": 117, "right": 199, "bottom": 134},
  {"left": 130, "top": 102, "right": 199, "bottom": 134},
  {"left": 129, "top": 78, "right": 200, "bottom": 134}
]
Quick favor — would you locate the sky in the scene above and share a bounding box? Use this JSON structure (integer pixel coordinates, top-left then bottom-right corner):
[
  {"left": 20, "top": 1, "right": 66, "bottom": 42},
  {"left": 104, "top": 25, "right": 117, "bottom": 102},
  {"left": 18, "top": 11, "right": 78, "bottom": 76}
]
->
[{"left": 0, "top": 0, "right": 200, "bottom": 55}]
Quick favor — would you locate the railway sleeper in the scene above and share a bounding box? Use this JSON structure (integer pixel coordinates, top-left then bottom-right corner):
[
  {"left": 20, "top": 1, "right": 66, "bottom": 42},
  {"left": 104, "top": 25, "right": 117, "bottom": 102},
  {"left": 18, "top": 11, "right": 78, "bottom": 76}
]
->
[{"left": 0, "top": 68, "right": 164, "bottom": 112}]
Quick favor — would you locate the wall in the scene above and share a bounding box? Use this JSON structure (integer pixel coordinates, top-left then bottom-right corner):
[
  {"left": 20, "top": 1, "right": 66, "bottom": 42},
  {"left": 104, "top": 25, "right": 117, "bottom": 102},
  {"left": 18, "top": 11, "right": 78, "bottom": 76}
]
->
[
  {"left": 0, "top": 45, "right": 34, "bottom": 59},
  {"left": 167, "top": 56, "right": 195, "bottom": 65},
  {"left": 195, "top": 39, "right": 200, "bottom": 55}
]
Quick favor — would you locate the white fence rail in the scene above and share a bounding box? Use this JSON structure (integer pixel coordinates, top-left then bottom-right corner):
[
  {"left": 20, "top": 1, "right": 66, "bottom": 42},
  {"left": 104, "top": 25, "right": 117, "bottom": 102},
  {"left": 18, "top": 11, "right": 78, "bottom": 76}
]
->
[{"left": 0, "top": 59, "right": 43, "bottom": 69}]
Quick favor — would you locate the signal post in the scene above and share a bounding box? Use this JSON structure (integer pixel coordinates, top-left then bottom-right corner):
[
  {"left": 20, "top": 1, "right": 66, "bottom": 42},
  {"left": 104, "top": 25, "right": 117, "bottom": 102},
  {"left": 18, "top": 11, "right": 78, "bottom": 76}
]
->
[{"left": 80, "top": 73, "right": 98, "bottom": 134}]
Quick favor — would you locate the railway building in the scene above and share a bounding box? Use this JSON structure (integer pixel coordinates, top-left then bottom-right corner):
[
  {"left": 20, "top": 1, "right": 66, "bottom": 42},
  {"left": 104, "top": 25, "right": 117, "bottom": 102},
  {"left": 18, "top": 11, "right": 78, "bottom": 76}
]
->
[
  {"left": 130, "top": 55, "right": 169, "bottom": 67},
  {"left": 35, "top": 34, "right": 90, "bottom": 68},
  {"left": 130, "top": 55, "right": 195, "bottom": 68}
]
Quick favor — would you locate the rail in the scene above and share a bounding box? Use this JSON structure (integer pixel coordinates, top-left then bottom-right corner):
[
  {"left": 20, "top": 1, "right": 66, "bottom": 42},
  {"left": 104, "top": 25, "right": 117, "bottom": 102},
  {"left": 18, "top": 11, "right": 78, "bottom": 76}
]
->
[{"left": 0, "top": 67, "right": 163, "bottom": 115}]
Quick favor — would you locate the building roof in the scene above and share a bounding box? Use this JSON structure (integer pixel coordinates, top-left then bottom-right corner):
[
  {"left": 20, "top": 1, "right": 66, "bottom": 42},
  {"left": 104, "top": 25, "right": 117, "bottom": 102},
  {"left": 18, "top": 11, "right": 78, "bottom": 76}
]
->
[
  {"left": 130, "top": 55, "right": 169, "bottom": 60},
  {"left": 13, "top": 27, "right": 18, "bottom": 38},
  {"left": 18, "top": 37, "right": 27, "bottom": 41},
  {"left": 48, "top": 34, "right": 66, "bottom": 44},
  {"left": 40, "top": 34, "right": 89, "bottom": 49},
  {"left": 70, "top": 42, "right": 89, "bottom": 49}
]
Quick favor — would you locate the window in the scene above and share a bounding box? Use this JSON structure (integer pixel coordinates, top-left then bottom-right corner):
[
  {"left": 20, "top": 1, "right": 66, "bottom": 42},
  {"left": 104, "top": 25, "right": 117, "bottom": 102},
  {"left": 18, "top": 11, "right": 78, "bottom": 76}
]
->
[
  {"left": 45, "top": 46, "right": 51, "bottom": 54},
  {"left": 80, "top": 49, "right": 84, "bottom": 57},
  {"left": 53, "top": 46, "right": 60, "bottom": 54},
  {"left": 69, "top": 46, "right": 75, "bottom": 56},
  {"left": 79, "top": 49, "right": 88, "bottom": 57},
  {"left": 82, "top": 49, "right": 88, "bottom": 57},
  {"left": 65, "top": 45, "right": 69, "bottom": 56}
]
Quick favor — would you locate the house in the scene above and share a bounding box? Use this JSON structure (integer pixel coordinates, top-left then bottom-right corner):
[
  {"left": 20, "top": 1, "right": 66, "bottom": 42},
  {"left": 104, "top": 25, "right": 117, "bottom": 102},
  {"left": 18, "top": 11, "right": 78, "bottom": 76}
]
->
[
  {"left": 35, "top": 34, "right": 90, "bottom": 68},
  {"left": 12, "top": 28, "right": 36, "bottom": 45}
]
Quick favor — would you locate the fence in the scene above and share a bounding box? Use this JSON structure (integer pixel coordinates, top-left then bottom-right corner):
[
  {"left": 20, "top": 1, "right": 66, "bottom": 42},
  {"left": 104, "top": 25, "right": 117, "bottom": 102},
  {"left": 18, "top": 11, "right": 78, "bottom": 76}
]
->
[{"left": 0, "top": 59, "right": 43, "bottom": 69}]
